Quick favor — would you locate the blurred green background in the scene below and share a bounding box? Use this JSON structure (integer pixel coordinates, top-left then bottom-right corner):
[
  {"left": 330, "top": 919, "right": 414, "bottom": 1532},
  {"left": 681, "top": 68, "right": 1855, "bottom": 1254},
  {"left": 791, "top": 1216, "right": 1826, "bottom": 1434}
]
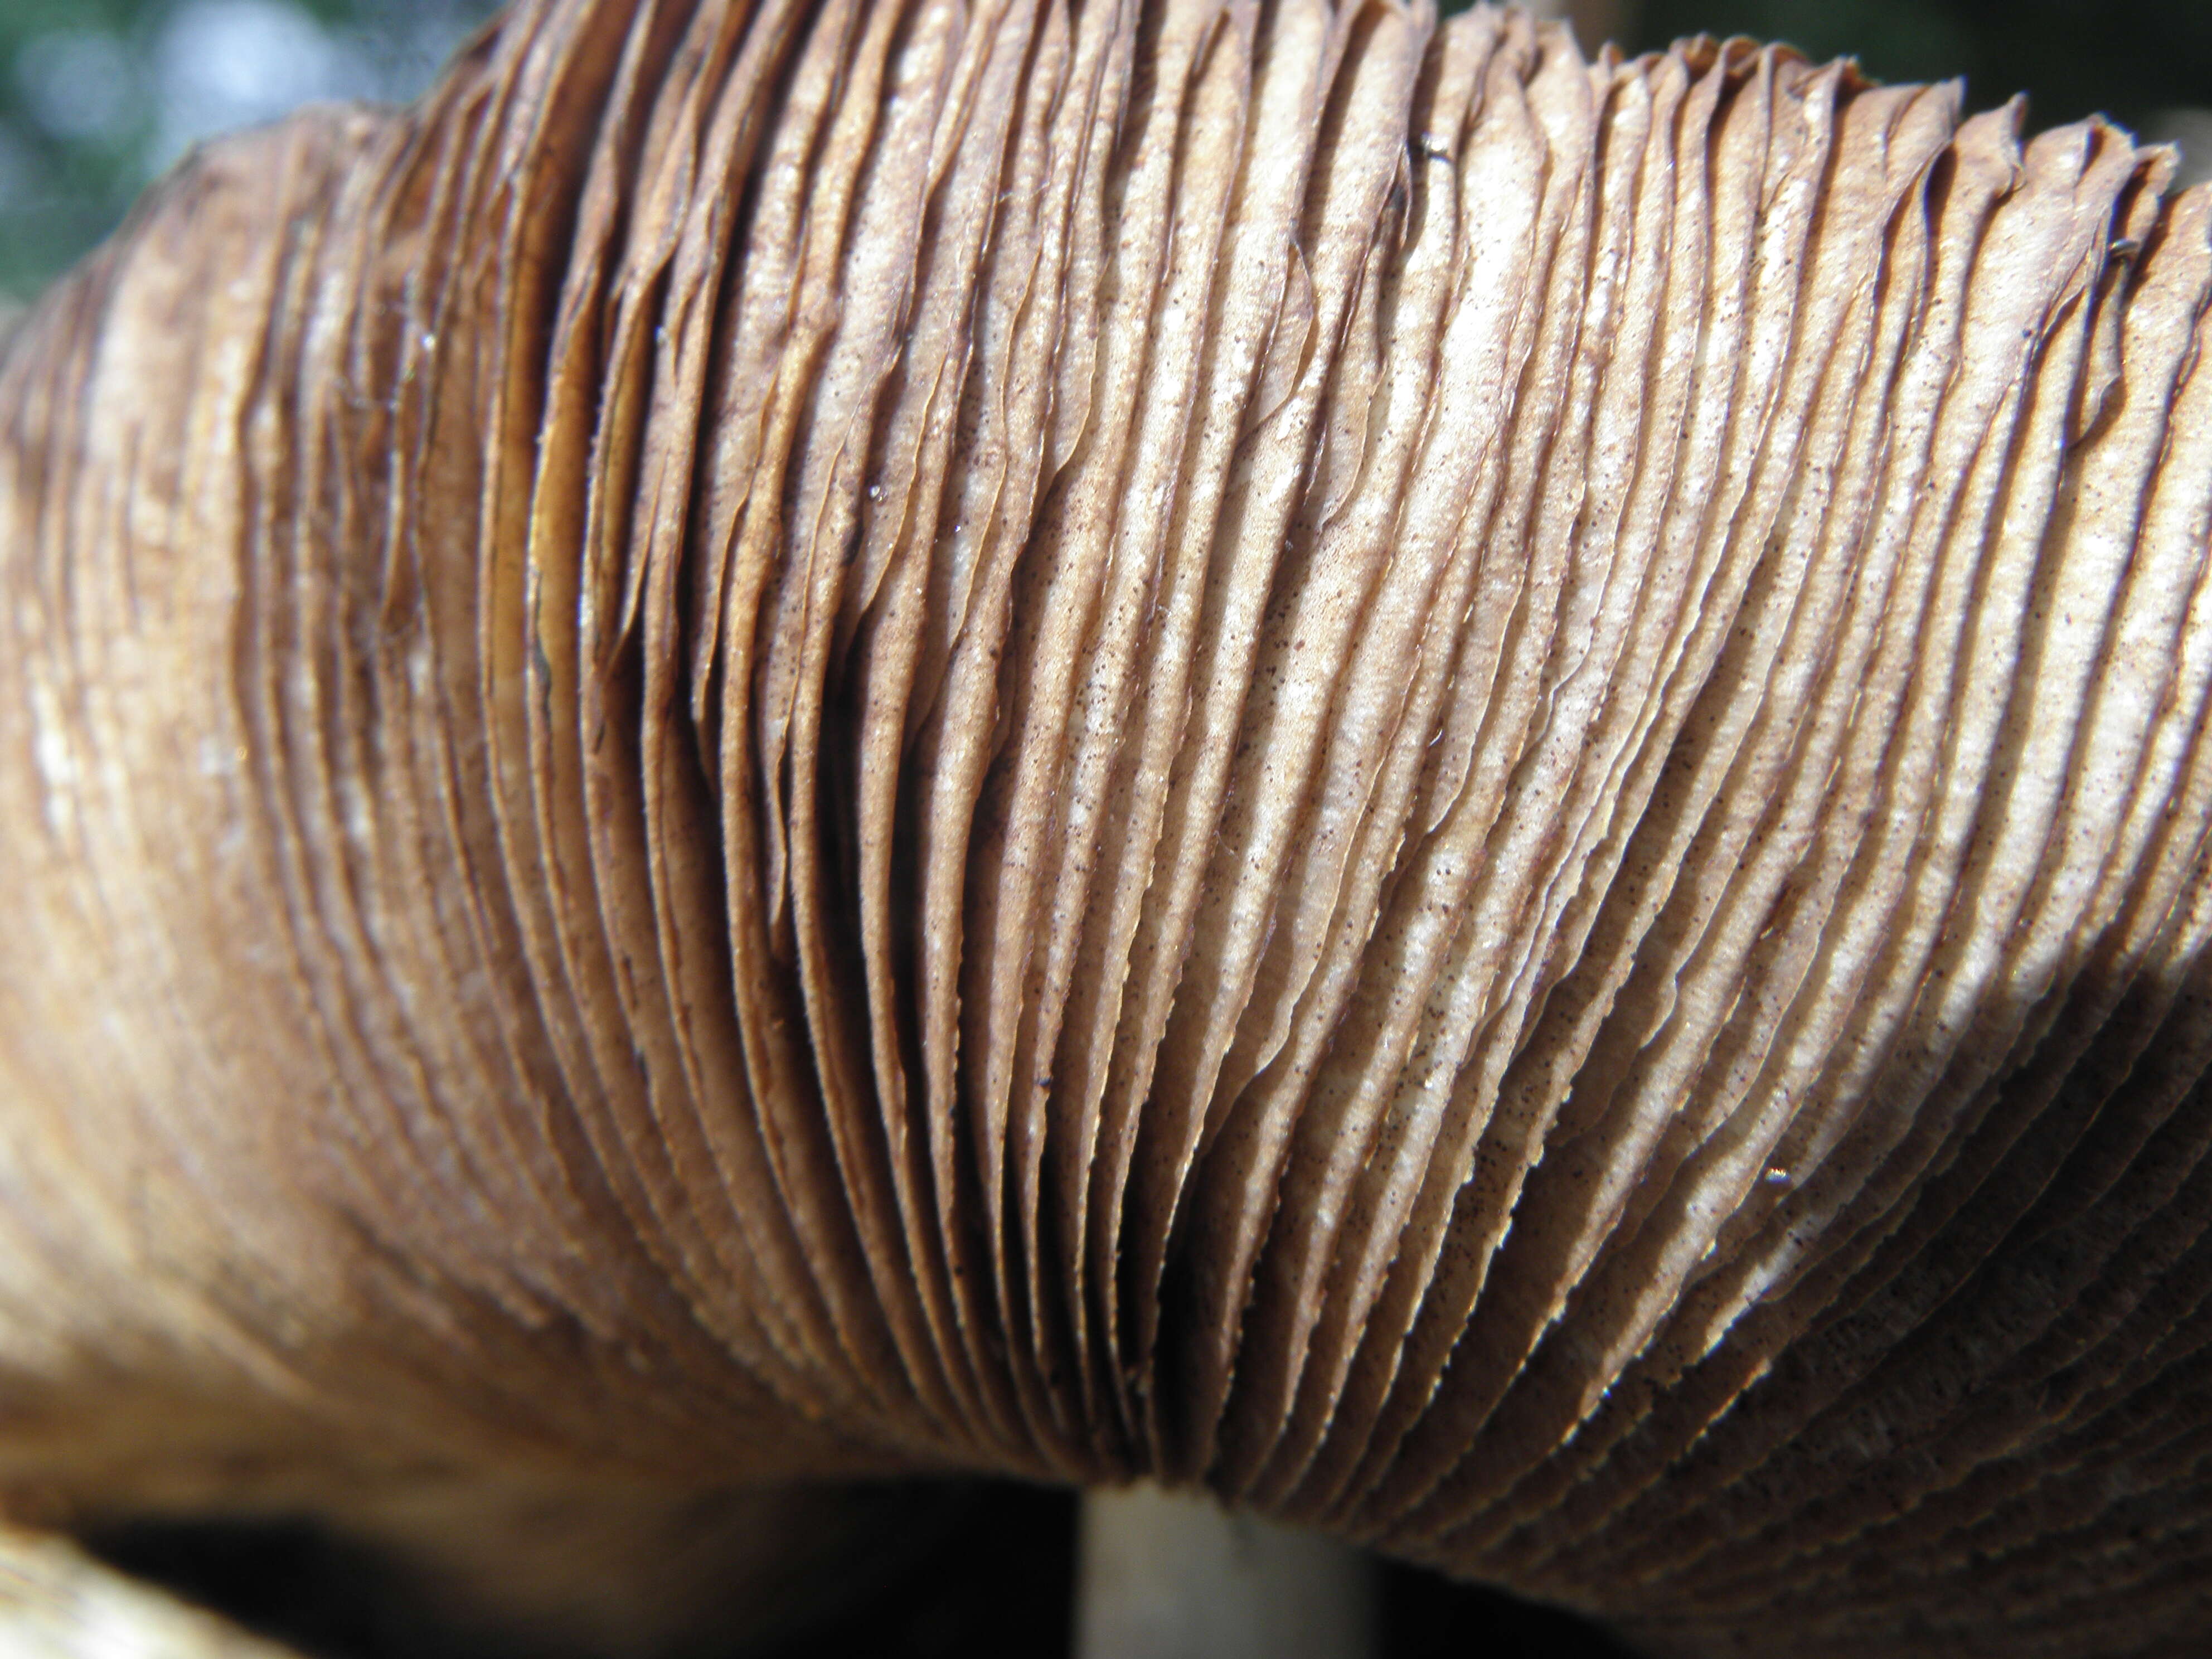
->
[
  {"left": 0, "top": 0, "right": 496, "bottom": 303},
  {"left": 0, "top": 0, "right": 2208, "bottom": 311}
]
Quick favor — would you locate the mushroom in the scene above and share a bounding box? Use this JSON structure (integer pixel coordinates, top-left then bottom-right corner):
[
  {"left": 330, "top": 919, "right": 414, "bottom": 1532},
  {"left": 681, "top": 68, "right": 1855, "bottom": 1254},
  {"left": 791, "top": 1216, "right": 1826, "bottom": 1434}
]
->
[{"left": 3, "top": 1, "right": 2211, "bottom": 1655}]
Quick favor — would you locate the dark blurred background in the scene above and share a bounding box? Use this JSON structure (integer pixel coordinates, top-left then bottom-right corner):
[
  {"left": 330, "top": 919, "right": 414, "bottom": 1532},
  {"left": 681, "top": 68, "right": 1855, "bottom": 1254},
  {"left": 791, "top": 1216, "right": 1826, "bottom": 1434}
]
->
[
  {"left": 0, "top": 0, "right": 496, "bottom": 304},
  {"left": 1, "top": 0, "right": 2207, "bottom": 318}
]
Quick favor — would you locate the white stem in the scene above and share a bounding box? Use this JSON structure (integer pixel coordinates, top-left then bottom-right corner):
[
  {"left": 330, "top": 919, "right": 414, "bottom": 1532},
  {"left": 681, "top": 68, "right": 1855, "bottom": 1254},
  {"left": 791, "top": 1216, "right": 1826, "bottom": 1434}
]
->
[
  {"left": 1073, "top": 1483, "right": 1377, "bottom": 1659},
  {"left": 0, "top": 1524, "right": 292, "bottom": 1658}
]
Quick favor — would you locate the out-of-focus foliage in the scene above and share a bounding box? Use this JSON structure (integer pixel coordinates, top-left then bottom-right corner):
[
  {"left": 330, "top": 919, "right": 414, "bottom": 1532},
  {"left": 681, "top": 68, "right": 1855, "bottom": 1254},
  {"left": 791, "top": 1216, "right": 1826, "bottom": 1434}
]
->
[
  {"left": 1633, "top": 0, "right": 2212, "bottom": 136},
  {"left": 0, "top": 0, "right": 494, "bottom": 302},
  {"left": 0, "top": 0, "right": 2208, "bottom": 307}
]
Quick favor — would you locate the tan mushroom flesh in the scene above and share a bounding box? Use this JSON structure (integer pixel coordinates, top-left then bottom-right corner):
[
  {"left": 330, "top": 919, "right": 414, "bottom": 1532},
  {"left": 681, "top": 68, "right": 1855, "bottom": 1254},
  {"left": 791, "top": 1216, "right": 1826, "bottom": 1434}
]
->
[{"left": 3, "top": 2, "right": 2211, "bottom": 1655}]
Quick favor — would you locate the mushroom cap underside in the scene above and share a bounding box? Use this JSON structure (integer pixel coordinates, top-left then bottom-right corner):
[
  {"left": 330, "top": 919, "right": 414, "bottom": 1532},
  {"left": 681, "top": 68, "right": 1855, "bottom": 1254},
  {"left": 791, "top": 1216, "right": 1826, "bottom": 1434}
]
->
[{"left": 3, "top": 2, "right": 2212, "bottom": 1654}]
